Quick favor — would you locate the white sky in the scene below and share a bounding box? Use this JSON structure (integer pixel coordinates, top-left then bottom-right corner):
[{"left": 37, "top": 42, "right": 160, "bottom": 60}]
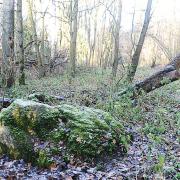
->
[
  {"left": 121, "top": 0, "right": 180, "bottom": 30},
  {"left": 1, "top": 0, "right": 180, "bottom": 41}
]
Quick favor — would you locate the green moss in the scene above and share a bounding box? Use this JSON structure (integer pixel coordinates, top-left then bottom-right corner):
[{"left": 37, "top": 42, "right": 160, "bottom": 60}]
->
[
  {"left": 0, "top": 99, "right": 60, "bottom": 137},
  {"left": 0, "top": 99, "right": 129, "bottom": 159},
  {"left": 50, "top": 146, "right": 61, "bottom": 155},
  {"left": 28, "top": 93, "right": 57, "bottom": 103},
  {"left": 50, "top": 128, "right": 68, "bottom": 143},
  {"left": 0, "top": 125, "right": 36, "bottom": 162},
  {"left": 37, "top": 150, "right": 53, "bottom": 169},
  {"left": 49, "top": 104, "right": 128, "bottom": 158},
  {"left": 19, "top": 72, "right": 26, "bottom": 85}
]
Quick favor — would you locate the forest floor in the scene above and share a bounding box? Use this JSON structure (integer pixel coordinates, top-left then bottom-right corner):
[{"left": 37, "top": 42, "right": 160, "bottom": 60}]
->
[{"left": 0, "top": 66, "right": 180, "bottom": 180}]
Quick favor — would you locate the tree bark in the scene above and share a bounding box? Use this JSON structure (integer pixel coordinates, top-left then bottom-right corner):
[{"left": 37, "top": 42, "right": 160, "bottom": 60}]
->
[
  {"left": 27, "top": 0, "right": 45, "bottom": 78},
  {"left": 69, "top": 0, "right": 78, "bottom": 78},
  {"left": 120, "top": 54, "right": 180, "bottom": 97},
  {"left": 17, "top": 0, "right": 25, "bottom": 85},
  {"left": 2, "top": 0, "right": 15, "bottom": 88},
  {"left": 127, "top": 0, "right": 153, "bottom": 82},
  {"left": 41, "top": 6, "right": 48, "bottom": 65},
  {"left": 112, "top": 0, "right": 122, "bottom": 77}
]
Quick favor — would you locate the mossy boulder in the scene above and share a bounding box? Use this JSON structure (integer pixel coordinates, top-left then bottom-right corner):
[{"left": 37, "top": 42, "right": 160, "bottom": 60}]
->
[
  {"left": 50, "top": 104, "right": 129, "bottom": 158},
  {"left": 0, "top": 99, "right": 60, "bottom": 137},
  {"left": 0, "top": 99, "right": 129, "bottom": 160},
  {"left": 28, "top": 93, "right": 56, "bottom": 103},
  {"left": 28, "top": 93, "right": 64, "bottom": 104},
  {"left": 0, "top": 125, "right": 36, "bottom": 162},
  {"left": 28, "top": 93, "right": 48, "bottom": 102}
]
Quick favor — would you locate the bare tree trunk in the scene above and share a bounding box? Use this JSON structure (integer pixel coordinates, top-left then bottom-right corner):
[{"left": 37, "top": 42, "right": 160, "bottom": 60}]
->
[
  {"left": 127, "top": 0, "right": 153, "bottom": 82},
  {"left": 41, "top": 15, "right": 45, "bottom": 64},
  {"left": 27, "top": 0, "right": 45, "bottom": 78},
  {"left": 2, "top": 0, "right": 15, "bottom": 88},
  {"left": 130, "top": 4, "right": 136, "bottom": 59},
  {"left": 84, "top": 8, "right": 97, "bottom": 67},
  {"left": 69, "top": 0, "right": 78, "bottom": 78},
  {"left": 112, "top": 0, "right": 122, "bottom": 77},
  {"left": 17, "top": 0, "right": 25, "bottom": 85},
  {"left": 91, "top": 13, "right": 97, "bottom": 67},
  {"left": 84, "top": 11, "right": 91, "bottom": 66}
]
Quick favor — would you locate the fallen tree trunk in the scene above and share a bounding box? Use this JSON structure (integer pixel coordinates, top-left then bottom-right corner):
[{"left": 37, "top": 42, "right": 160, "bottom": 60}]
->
[
  {"left": 134, "top": 66, "right": 179, "bottom": 94},
  {"left": 0, "top": 98, "right": 14, "bottom": 110},
  {"left": 119, "top": 54, "right": 180, "bottom": 97}
]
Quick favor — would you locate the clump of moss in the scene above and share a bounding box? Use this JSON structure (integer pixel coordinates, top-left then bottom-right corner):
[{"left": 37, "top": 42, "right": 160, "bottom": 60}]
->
[
  {"left": 28, "top": 93, "right": 58, "bottom": 104},
  {"left": 49, "top": 104, "right": 129, "bottom": 158},
  {"left": 36, "top": 150, "right": 53, "bottom": 169},
  {"left": 0, "top": 125, "right": 36, "bottom": 162},
  {"left": 0, "top": 99, "right": 60, "bottom": 137}
]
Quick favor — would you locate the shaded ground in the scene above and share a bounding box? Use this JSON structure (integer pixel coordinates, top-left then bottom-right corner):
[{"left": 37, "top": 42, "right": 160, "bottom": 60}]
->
[
  {"left": 0, "top": 67, "right": 180, "bottom": 179},
  {"left": 0, "top": 121, "right": 179, "bottom": 179}
]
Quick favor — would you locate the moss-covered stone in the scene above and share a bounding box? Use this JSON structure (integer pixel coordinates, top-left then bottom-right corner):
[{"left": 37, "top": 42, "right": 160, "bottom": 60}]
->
[
  {"left": 0, "top": 99, "right": 129, "bottom": 160},
  {"left": 0, "top": 125, "right": 36, "bottom": 162},
  {"left": 0, "top": 99, "right": 60, "bottom": 137},
  {"left": 50, "top": 104, "right": 129, "bottom": 158},
  {"left": 28, "top": 93, "right": 56, "bottom": 103}
]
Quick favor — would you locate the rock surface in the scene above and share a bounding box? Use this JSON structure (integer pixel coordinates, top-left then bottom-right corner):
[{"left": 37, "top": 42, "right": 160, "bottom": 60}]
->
[
  {"left": 50, "top": 104, "right": 128, "bottom": 157},
  {"left": 0, "top": 125, "right": 35, "bottom": 162},
  {"left": 0, "top": 99, "right": 127, "bottom": 162},
  {"left": 0, "top": 99, "right": 60, "bottom": 137}
]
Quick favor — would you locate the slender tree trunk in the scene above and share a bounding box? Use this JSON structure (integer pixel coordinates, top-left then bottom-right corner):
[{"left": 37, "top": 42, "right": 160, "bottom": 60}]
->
[
  {"left": 112, "top": 0, "right": 122, "bottom": 77},
  {"left": 2, "top": 0, "right": 15, "bottom": 88},
  {"left": 27, "top": 0, "right": 45, "bottom": 78},
  {"left": 17, "top": 0, "right": 25, "bottom": 85},
  {"left": 91, "top": 13, "right": 97, "bottom": 66},
  {"left": 69, "top": 0, "right": 78, "bottom": 78},
  {"left": 41, "top": 15, "right": 45, "bottom": 64},
  {"left": 127, "top": 0, "right": 152, "bottom": 82},
  {"left": 84, "top": 11, "right": 91, "bottom": 66}
]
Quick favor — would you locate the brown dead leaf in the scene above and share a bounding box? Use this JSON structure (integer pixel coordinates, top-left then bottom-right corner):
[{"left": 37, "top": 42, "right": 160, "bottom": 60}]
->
[{"left": 50, "top": 163, "right": 57, "bottom": 171}]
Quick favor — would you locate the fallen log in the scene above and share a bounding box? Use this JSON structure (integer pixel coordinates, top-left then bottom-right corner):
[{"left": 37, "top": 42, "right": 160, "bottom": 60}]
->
[
  {"left": 0, "top": 98, "right": 14, "bottom": 109},
  {"left": 119, "top": 54, "right": 180, "bottom": 97}
]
